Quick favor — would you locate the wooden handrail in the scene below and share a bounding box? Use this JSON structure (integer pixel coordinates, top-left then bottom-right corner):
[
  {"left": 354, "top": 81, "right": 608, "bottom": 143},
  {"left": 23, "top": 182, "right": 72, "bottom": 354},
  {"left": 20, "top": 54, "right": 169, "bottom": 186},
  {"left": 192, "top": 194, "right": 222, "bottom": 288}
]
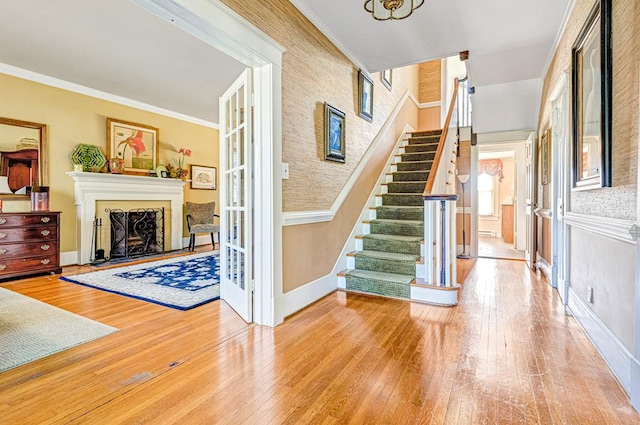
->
[{"left": 423, "top": 78, "right": 459, "bottom": 196}]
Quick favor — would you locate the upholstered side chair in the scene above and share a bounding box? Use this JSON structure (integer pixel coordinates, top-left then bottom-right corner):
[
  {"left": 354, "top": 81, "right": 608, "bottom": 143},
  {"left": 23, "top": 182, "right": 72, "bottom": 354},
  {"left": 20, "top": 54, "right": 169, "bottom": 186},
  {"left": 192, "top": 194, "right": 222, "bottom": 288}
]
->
[{"left": 185, "top": 201, "right": 220, "bottom": 251}]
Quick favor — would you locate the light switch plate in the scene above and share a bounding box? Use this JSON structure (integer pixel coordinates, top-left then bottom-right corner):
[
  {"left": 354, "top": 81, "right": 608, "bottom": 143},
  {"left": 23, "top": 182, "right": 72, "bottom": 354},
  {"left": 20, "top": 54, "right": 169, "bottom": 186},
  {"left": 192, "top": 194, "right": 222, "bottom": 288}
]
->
[{"left": 282, "top": 163, "right": 289, "bottom": 180}]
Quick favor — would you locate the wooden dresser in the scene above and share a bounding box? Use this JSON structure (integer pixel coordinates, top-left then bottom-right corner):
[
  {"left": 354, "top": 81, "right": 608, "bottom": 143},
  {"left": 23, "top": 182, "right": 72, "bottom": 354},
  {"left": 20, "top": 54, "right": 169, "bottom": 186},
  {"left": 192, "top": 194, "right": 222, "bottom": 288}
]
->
[
  {"left": 0, "top": 212, "right": 61, "bottom": 280},
  {"left": 501, "top": 204, "right": 514, "bottom": 244}
]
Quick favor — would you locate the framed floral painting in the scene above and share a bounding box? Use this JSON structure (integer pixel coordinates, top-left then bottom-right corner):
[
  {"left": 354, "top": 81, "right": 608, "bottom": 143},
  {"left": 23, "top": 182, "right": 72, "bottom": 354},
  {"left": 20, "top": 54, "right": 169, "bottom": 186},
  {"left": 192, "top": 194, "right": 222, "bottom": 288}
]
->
[{"left": 107, "top": 118, "right": 159, "bottom": 175}]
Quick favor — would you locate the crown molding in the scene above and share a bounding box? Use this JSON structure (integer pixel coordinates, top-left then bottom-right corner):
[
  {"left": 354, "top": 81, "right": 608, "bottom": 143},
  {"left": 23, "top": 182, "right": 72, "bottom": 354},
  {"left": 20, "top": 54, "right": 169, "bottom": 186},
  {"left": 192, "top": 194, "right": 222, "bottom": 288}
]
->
[{"left": 0, "top": 62, "right": 219, "bottom": 129}]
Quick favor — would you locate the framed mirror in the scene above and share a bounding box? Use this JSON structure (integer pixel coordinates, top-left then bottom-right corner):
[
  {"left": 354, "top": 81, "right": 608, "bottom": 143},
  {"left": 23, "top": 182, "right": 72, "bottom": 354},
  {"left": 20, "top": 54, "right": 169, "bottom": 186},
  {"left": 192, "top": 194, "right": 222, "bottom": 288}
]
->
[
  {"left": 571, "top": 0, "right": 612, "bottom": 190},
  {"left": 0, "top": 117, "right": 48, "bottom": 198}
]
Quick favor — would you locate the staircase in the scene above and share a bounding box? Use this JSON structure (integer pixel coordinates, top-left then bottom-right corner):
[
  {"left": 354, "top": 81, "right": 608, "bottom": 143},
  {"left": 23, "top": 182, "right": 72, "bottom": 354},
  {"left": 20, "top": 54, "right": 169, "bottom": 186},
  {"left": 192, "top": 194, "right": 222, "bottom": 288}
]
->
[{"left": 338, "top": 129, "right": 443, "bottom": 299}]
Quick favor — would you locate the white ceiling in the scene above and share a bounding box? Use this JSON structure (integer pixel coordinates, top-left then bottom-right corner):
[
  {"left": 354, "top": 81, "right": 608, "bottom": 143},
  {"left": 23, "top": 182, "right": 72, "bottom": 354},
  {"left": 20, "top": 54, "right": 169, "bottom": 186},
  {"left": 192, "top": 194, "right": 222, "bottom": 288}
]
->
[
  {"left": 0, "top": 0, "right": 573, "bottom": 133},
  {"left": 0, "top": 0, "right": 246, "bottom": 123},
  {"left": 291, "top": 0, "right": 574, "bottom": 134}
]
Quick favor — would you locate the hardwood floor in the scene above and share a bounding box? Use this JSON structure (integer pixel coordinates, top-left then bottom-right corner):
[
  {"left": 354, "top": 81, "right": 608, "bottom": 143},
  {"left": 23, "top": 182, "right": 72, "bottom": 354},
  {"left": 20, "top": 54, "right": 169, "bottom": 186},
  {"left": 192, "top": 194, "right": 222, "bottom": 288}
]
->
[{"left": 0, "top": 256, "right": 638, "bottom": 424}]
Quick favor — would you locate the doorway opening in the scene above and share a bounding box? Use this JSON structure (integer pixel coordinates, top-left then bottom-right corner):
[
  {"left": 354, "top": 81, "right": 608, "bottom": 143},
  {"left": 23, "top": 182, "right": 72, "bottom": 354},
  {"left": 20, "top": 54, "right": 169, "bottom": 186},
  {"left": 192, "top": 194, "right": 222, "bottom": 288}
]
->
[{"left": 477, "top": 145, "right": 526, "bottom": 260}]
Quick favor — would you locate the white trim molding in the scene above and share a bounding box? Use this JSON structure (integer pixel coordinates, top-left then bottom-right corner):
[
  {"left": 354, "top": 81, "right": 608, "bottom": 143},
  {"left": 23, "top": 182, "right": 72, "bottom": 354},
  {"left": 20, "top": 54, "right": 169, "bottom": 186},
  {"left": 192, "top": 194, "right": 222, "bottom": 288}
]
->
[
  {"left": 419, "top": 101, "right": 440, "bottom": 109},
  {"left": 283, "top": 91, "right": 419, "bottom": 226},
  {"left": 60, "top": 251, "right": 79, "bottom": 267},
  {"left": 564, "top": 212, "right": 637, "bottom": 245},
  {"left": 283, "top": 273, "right": 337, "bottom": 317},
  {"left": 0, "top": 62, "right": 218, "bottom": 129},
  {"left": 568, "top": 288, "right": 633, "bottom": 393}
]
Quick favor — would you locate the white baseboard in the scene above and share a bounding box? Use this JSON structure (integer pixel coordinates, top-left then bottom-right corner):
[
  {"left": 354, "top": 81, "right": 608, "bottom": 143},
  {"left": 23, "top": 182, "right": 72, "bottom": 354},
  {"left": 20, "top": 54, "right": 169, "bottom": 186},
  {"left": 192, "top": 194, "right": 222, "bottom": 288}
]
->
[
  {"left": 283, "top": 274, "right": 337, "bottom": 317},
  {"left": 61, "top": 251, "right": 78, "bottom": 266},
  {"left": 536, "top": 254, "right": 552, "bottom": 284},
  {"left": 567, "top": 288, "right": 632, "bottom": 393},
  {"left": 631, "top": 357, "right": 640, "bottom": 411}
]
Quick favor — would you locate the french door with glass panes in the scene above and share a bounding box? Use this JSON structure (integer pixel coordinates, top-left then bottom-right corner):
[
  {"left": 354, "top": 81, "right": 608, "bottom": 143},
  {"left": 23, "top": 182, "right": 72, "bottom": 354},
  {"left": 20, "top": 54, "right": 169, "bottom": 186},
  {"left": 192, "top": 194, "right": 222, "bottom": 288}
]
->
[{"left": 219, "top": 68, "right": 253, "bottom": 323}]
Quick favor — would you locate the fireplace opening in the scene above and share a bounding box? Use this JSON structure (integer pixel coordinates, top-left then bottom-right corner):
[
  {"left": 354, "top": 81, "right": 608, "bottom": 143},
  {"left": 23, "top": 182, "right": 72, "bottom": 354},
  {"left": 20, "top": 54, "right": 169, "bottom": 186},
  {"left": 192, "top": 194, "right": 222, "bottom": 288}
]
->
[{"left": 107, "top": 208, "right": 165, "bottom": 260}]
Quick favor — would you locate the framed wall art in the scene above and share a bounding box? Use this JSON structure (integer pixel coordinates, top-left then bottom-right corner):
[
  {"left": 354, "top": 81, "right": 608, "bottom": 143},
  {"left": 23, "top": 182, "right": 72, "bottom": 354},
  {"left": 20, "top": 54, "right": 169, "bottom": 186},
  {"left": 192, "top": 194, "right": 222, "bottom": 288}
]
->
[
  {"left": 541, "top": 128, "right": 551, "bottom": 186},
  {"left": 381, "top": 69, "right": 393, "bottom": 91},
  {"left": 571, "top": 0, "right": 612, "bottom": 190},
  {"left": 191, "top": 165, "right": 217, "bottom": 190},
  {"left": 324, "top": 103, "right": 346, "bottom": 163},
  {"left": 107, "top": 118, "right": 159, "bottom": 175},
  {"left": 358, "top": 70, "right": 373, "bottom": 122}
]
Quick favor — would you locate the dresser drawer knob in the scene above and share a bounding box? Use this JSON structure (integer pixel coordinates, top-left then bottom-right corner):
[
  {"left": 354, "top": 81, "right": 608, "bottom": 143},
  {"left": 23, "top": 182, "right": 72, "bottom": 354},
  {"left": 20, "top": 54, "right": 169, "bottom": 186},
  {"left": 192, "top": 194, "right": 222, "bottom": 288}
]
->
[
  {"left": 41, "top": 217, "right": 51, "bottom": 223},
  {"left": 0, "top": 218, "right": 6, "bottom": 224},
  {"left": 0, "top": 264, "right": 6, "bottom": 270},
  {"left": 0, "top": 233, "right": 6, "bottom": 239},
  {"left": 0, "top": 249, "right": 6, "bottom": 255},
  {"left": 41, "top": 244, "right": 50, "bottom": 251},
  {"left": 40, "top": 259, "right": 50, "bottom": 265},
  {"left": 41, "top": 230, "right": 50, "bottom": 236}
]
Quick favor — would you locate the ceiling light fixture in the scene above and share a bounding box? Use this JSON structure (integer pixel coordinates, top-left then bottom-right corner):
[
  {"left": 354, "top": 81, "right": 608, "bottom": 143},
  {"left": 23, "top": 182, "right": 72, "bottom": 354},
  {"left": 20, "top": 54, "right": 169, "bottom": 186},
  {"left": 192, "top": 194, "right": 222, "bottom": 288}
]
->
[{"left": 364, "top": 0, "right": 424, "bottom": 21}]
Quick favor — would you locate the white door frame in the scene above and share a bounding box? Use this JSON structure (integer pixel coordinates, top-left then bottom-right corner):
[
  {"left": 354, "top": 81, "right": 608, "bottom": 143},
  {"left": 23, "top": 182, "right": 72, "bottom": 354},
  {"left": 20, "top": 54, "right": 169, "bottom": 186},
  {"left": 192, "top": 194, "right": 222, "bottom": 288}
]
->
[
  {"left": 136, "top": 0, "right": 286, "bottom": 326},
  {"left": 524, "top": 131, "right": 537, "bottom": 270},
  {"left": 549, "top": 72, "right": 570, "bottom": 304}
]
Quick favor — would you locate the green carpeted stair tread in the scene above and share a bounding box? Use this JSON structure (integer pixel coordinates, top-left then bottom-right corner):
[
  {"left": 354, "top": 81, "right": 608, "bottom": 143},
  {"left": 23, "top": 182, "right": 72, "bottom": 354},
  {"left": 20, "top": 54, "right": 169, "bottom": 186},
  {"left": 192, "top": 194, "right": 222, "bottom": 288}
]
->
[
  {"left": 369, "top": 220, "right": 423, "bottom": 237},
  {"left": 345, "top": 269, "right": 415, "bottom": 284},
  {"left": 380, "top": 193, "right": 424, "bottom": 206},
  {"left": 370, "top": 218, "right": 422, "bottom": 224},
  {"left": 375, "top": 205, "right": 424, "bottom": 220},
  {"left": 362, "top": 233, "right": 422, "bottom": 243},
  {"left": 344, "top": 269, "right": 413, "bottom": 299},
  {"left": 385, "top": 181, "right": 427, "bottom": 193},
  {"left": 403, "top": 143, "right": 439, "bottom": 153},
  {"left": 396, "top": 160, "right": 433, "bottom": 172},
  {"left": 361, "top": 234, "right": 422, "bottom": 254},
  {"left": 392, "top": 171, "right": 429, "bottom": 182},
  {"left": 401, "top": 152, "right": 436, "bottom": 162},
  {"left": 355, "top": 250, "right": 419, "bottom": 262}
]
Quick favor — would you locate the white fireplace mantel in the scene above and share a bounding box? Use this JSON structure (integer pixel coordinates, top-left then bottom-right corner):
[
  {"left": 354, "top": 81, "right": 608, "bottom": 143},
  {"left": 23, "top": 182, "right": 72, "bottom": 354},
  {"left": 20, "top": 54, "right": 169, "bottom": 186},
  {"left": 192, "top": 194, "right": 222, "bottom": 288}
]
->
[{"left": 67, "top": 171, "right": 186, "bottom": 264}]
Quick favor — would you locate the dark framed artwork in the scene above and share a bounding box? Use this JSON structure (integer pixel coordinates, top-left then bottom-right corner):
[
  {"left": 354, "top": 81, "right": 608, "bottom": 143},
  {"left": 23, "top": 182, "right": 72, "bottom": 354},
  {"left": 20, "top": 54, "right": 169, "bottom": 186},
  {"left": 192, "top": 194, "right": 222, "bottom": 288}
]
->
[
  {"left": 571, "top": 0, "right": 612, "bottom": 190},
  {"left": 358, "top": 70, "right": 373, "bottom": 122},
  {"left": 381, "top": 69, "right": 392, "bottom": 90},
  {"left": 541, "top": 128, "right": 551, "bottom": 186},
  {"left": 324, "top": 103, "right": 346, "bottom": 163}
]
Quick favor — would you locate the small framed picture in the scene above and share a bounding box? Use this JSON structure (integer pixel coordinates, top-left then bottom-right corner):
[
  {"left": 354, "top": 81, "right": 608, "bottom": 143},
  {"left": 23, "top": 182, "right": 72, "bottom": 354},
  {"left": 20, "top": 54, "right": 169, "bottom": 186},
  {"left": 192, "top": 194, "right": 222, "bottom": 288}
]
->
[
  {"left": 541, "top": 128, "right": 551, "bottom": 185},
  {"left": 381, "top": 69, "right": 393, "bottom": 91},
  {"left": 324, "top": 103, "right": 346, "bottom": 163},
  {"left": 190, "top": 165, "right": 217, "bottom": 190},
  {"left": 358, "top": 70, "right": 373, "bottom": 122},
  {"left": 107, "top": 118, "right": 159, "bottom": 175}
]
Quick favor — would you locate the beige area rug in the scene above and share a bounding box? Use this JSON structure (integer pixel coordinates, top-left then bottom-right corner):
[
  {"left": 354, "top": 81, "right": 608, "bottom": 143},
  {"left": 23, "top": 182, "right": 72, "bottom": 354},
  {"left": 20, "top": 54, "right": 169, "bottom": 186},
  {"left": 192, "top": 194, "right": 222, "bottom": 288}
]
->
[{"left": 0, "top": 287, "right": 118, "bottom": 372}]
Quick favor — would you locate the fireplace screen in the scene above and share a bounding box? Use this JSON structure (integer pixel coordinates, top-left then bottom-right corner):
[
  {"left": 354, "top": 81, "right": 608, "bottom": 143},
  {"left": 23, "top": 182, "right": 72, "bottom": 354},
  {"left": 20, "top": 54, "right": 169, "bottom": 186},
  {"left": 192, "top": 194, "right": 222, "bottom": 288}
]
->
[{"left": 108, "top": 208, "right": 165, "bottom": 259}]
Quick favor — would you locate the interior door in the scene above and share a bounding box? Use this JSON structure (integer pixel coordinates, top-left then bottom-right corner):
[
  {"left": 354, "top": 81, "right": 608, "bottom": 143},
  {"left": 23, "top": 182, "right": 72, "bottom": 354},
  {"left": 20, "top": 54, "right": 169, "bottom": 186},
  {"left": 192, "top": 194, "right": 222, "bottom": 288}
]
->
[
  {"left": 552, "top": 90, "right": 569, "bottom": 303},
  {"left": 219, "top": 68, "right": 253, "bottom": 323},
  {"left": 524, "top": 132, "right": 537, "bottom": 270}
]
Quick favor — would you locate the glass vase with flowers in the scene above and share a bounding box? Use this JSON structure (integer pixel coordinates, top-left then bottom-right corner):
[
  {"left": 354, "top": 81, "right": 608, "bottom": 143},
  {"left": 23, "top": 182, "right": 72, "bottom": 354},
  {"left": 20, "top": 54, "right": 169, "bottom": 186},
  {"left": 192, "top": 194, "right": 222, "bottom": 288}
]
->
[{"left": 173, "top": 148, "right": 191, "bottom": 180}]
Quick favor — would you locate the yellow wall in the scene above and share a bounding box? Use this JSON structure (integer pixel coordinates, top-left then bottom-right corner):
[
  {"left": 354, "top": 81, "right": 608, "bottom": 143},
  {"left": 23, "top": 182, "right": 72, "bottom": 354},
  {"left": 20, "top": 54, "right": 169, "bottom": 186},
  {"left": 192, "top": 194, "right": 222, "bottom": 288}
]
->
[{"left": 0, "top": 72, "right": 218, "bottom": 254}]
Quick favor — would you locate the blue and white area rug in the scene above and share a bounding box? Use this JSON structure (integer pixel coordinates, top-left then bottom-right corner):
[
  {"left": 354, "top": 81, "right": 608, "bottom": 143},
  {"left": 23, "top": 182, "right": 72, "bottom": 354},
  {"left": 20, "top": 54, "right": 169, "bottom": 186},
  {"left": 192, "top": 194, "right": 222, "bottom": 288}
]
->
[{"left": 61, "top": 252, "right": 220, "bottom": 310}]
